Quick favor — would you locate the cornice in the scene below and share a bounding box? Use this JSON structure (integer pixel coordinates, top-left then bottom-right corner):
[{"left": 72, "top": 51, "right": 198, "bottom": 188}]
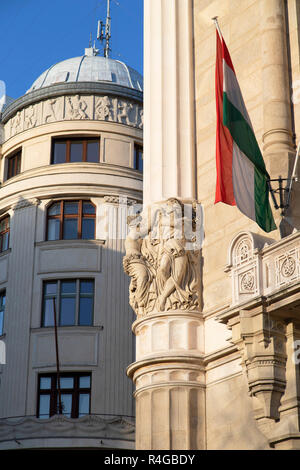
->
[{"left": 1, "top": 82, "right": 143, "bottom": 123}]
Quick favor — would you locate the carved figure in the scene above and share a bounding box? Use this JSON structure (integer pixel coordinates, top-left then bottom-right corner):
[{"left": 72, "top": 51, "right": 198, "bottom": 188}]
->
[
  {"left": 44, "top": 98, "right": 58, "bottom": 123},
  {"left": 95, "top": 96, "right": 112, "bottom": 121},
  {"left": 10, "top": 111, "right": 22, "bottom": 136},
  {"left": 25, "top": 105, "right": 37, "bottom": 129},
  {"left": 67, "top": 95, "right": 89, "bottom": 120},
  {"left": 124, "top": 199, "right": 200, "bottom": 316},
  {"left": 117, "top": 100, "right": 133, "bottom": 126}
]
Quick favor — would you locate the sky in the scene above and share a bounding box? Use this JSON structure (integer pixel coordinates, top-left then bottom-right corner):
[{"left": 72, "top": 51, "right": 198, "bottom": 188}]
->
[{"left": 0, "top": 0, "right": 143, "bottom": 99}]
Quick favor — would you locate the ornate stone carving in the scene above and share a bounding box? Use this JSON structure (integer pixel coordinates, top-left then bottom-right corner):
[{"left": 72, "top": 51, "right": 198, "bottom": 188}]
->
[
  {"left": 12, "top": 198, "right": 41, "bottom": 211},
  {"left": 24, "top": 104, "right": 38, "bottom": 129},
  {"left": 239, "top": 270, "right": 255, "bottom": 293},
  {"left": 123, "top": 198, "right": 201, "bottom": 316},
  {"left": 10, "top": 110, "right": 23, "bottom": 136},
  {"left": 281, "top": 256, "right": 296, "bottom": 278},
  {"left": 66, "top": 95, "right": 89, "bottom": 120},
  {"left": 6, "top": 95, "right": 143, "bottom": 138},
  {"left": 117, "top": 100, "right": 134, "bottom": 126},
  {"left": 275, "top": 249, "right": 299, "bottom": 287},
  {"left": 95, "top": 96, "right": 114, "bottom": 121}
]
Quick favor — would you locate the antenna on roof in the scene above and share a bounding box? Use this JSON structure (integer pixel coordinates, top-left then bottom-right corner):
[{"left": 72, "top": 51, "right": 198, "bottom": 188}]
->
[{"left": 97, "top": 0, "right": 111, "bottom": 58}]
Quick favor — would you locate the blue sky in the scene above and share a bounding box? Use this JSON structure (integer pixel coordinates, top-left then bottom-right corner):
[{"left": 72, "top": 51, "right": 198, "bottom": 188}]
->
[{"left": 0, "top": 0, "right": 143, "bottom": 99}]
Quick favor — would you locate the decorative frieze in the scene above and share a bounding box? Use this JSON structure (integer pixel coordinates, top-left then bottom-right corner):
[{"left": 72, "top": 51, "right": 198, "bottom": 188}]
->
[
  {"left": 5, "top": 94, "right": 143, "bottom": 139},
  {"left": 0, "top": 415, "right": 135, "bottom": 446}
]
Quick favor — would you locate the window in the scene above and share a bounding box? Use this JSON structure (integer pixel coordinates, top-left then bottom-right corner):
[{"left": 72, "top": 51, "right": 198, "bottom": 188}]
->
[
  {"left": 37, "top": 372, "right": 91, "bottom": 419},
  {"left": 47, "top": 200, "right": 96, "bottom": 241},
  {"left": 0, "top": 291, "right": 5, "bottom": 336},
  {"left": 6, "top": 150, "right": 21, "bottom": 180},
  {"left": 134, "top": 144, "right": 143, "bottom": 171},
  {"left": 42, "top": 279, "right": 94, "bottom": 327},
  {"left": 0, "top": 216, "right": 10, "bottom": 253},
  {"left": 52, "top": 138, "right": 100, "bottom": 164}
]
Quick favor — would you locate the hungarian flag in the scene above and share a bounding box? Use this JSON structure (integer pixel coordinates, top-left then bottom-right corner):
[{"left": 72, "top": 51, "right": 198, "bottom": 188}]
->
[{"left": 215, "top": 29, "right": 276, "bottom": 233}]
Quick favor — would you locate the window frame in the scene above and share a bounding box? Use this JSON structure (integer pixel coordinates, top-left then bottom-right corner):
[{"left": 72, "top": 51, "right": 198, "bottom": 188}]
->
[
  {"left": 37, "top": 372, "right": 91, "bottom": 419},
  {"left": 0, "top": 215, "right": 10, "bottom": 253},
  {"left": 6, "top": 149, "right": 21, "bottom": 180},
  {"left": 51, "top": 137, "right": 100, "bottom": 164},
  {"left": 41, "top": 278, "right": 95, "bottom": 328},
  {"left": 0, "top": 290, "right": 6, "bottom": 337},
  {"left": 46, "top": 200, "right": 96, "bottom": 241}
]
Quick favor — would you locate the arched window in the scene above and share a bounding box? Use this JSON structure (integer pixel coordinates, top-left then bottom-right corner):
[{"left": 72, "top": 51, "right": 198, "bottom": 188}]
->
[
  {"left": 0, "top": 216, "right": 10, "bottom": 252},
  {"left": 47, "top": 200, "right": 96, "bottom": 241}
]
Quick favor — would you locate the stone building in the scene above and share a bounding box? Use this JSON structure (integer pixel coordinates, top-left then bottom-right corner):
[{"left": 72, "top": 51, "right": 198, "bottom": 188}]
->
[
  {"left": 2, "top": 0, "right": 300, "bottom": 452},
  {"left": 0, "top": 45, "right": 143, "bottom": 449},
  {"left": 123, "top": 0, "right": 300, "bottom": 450}
]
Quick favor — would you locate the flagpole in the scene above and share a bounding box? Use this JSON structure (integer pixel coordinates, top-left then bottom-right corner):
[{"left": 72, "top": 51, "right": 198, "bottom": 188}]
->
[{"left": 212, "top": 16, "right": 222, "bottom": 39}]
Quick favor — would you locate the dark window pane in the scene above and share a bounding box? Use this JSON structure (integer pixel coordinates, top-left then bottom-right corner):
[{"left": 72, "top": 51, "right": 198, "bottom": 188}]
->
[
  {"left": 82, "top": 218, "right": 95, "bottom": 240},
  {"left": 40, "top": 377, "right": 52, "bottom": 390},
  {"left": 43, "top": 298, "right": 55, "bottom": 327},
  {"left": 86, "top": 141, "right": 99, "bottom": 162},
  {"left": 2, "top": 233, "right": 9, "bottom": 251},
  {"left": 79, "top": 393, "right": 90, "bottom": 416},
  {"left": 80, "top": 280, "right": 94, "bottom": 294},
  {"left": 79, "top": 297, "right": 93, "bottom": 325},
  {"left": 70, "top": 143, "right": 83, "bottom": 162},
  {"left": 44, "top": 282, "right": 57, "bottom": 296},
  {"left": 47, "top": 219, "right": 60, "bottom": 241},
  {"left": 60, "top": 297, "right": 76, "bottom": 325},
  {"left": 39, "top": 394, "right": 50, "bottom": 419},
  {"left": 79, "top": 376, "right": 91, "bottom": 388},
  {"left": 59, "top": 377, "right": 74, "bottom": 389},
  {"left": 61, "top": 280, "right": 76, "bottom": 294},
  {"left": 82, "top": 202, "right": 95, "bottom": 215},
  {"left": 0, "top": 310, "right": 3, "bottom": 336},
  {"left": 64, "top": 202, "right": 78, "bottom": 215},
  {"left": 53, "top": 142, "right": 66, "bottom": 164},
  {"left": 63, "top": 219, "right": 78, "bottom": 239},
  {"left": 48, "top": 203, "right": 61, "bottom": 216},
  {"left": 60, "top": 393, "right": 72, "bottom": 417}
]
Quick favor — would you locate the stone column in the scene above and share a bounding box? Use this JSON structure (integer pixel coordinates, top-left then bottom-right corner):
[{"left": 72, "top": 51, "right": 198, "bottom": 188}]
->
[
  {"left": 261, "top": 0, "right": 294, "bottom": 164},
  {"left": 125, "top": 0, "right": 205, "bottom": 450},
  {"left": 261, "top": 0, "right": 300, "bottom": 232}
]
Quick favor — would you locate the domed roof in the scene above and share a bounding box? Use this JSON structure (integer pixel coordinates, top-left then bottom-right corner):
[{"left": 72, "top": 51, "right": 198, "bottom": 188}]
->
[{"left": 26, "top": 51, "right": 143, "bottom": 94}]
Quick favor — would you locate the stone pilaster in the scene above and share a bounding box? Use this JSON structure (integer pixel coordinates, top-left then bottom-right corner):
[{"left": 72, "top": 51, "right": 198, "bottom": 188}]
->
[
  {"left": 261, "top": 0, "right": 300, "bottom": 231},
  {"left": 124, "top": 199, "right": 204, "bottom": 450},
  {"left": 124, "top": 0, "right": 201, "bottom": 450}
]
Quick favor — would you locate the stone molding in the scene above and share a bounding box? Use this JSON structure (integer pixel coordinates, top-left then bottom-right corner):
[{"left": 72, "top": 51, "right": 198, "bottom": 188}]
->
[
  {"left": 12, "top": 197, "right": 41, "bottom": 212},
  {"left": 0, "top": 414, "right": 135, "bottom": 446},
  {"left": 5, "top": 93, "right": 143, "bottom": 140}
]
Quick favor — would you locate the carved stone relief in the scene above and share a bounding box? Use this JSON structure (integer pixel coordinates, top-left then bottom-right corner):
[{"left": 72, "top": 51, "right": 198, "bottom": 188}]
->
[
  {"left": 275, "top": 248, "right": 299, "bottom": 287},
  {"left": 65, "top": 94, "right": 91, "bottom": 120},
  {"left": 123, "top": 198, "right": 201, "bottom": 316},
  {"left": 5, "top": 94, "right": 143, "bottom": 139}
]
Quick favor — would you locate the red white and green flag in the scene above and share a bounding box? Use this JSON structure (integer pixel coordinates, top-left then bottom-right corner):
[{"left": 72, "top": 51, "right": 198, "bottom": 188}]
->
[{"left": 215, "top": 27, "right": 276, "bottom": 233}]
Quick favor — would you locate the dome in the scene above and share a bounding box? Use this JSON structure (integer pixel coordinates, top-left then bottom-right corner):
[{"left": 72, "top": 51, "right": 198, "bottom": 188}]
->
[{"left": 26, "top": 52, "right": 143, "bottom": 94}]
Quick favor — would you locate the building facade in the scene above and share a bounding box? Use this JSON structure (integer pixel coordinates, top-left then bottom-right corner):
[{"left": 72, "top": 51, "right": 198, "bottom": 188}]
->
[
  {"left": 123, "top": 0, "right": 300, "bottom": 450},
  {"left": 0, "top": 48, "right": 143, "bottom": 449}
]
